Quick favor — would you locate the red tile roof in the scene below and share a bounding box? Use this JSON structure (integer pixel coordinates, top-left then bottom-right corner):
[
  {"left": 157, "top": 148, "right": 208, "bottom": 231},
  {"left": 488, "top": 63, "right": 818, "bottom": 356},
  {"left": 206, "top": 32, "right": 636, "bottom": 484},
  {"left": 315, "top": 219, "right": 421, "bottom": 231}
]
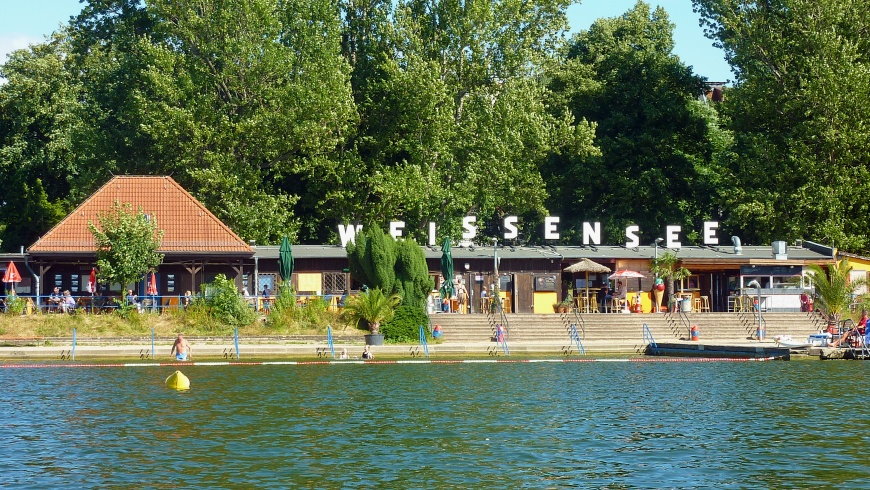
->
[{"left": 28, "top": 176, "right": 253, "bottom": 255}]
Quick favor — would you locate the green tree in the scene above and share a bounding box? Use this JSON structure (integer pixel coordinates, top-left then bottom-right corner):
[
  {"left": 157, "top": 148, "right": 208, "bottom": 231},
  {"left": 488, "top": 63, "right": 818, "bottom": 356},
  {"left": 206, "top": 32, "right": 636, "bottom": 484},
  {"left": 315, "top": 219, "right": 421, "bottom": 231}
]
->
[
  {"left": 547, "top": 1, "right": 726, "bottom": 243},
  {"left": 694, "top": 0, "right": 870, "bottom": 251},
  {"left": 346, "top": 225, "right": 397, "bottom": 293},
  {"left": 332, "top": 0, "right": 595, "bottom": 242},
  {"left": 66, "top": 0, "right": 357, "bottom": 244},
  {"left": 0, "top": 34, "right": 80, "bottom": 251},
  {"left": 88, "top": 202, "right": 165, "bottom": 291},
  {"left": 804, "top": 260, "right": 864, "bottom": 327}
]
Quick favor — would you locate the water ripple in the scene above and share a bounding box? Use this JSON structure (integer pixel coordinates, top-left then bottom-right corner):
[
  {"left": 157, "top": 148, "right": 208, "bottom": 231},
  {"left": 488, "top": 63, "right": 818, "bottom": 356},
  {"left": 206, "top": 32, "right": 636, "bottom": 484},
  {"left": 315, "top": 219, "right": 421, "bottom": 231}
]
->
[{"left": 0, "top": 360, "right": 866, "bottom": 487}]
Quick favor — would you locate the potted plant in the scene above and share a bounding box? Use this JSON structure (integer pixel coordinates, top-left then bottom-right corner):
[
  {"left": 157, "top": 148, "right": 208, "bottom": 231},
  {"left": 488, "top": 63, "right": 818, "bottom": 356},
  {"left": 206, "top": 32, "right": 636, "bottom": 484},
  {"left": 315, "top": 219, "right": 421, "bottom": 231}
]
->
[
  {"left": 342, "top": 288, "right": 402, "bottom": 345},
  {"left": 650, "top": 251, "right": 690, "bottom": 312},
  {"left": 554, "top": 291, "right": 573, "bottom": 313},
  {"left": 804, "top": 260, "right": 865, "bottom": 332}
]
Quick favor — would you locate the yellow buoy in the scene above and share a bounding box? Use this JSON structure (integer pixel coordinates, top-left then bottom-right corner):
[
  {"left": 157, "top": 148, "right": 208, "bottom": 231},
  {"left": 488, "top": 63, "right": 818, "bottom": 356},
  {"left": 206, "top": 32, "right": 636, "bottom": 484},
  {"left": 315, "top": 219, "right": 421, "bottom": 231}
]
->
[{"left": 165, "top": 370, "right": 190, "bottom": 390}]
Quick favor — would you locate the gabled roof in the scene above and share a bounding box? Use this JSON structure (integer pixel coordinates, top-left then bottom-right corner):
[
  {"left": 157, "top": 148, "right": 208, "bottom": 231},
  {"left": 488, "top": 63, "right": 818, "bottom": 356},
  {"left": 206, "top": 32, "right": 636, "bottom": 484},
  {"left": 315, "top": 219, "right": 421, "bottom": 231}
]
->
[{"left": 28, "top": 176, "right": 252, "bottom": 255}]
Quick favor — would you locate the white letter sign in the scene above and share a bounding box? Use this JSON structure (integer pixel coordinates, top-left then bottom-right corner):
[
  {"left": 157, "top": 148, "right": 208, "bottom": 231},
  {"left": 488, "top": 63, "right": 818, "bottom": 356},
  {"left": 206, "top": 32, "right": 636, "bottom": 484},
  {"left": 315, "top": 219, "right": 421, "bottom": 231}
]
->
[
  {"left": 338, "top": 224, "right": 364, "bottom": 247},
  {"left": 666, "top": 225, "right": 682, "bottom": 248},
  {"left": 625, "top": 225, "right": 640, "bottom": 248},
  {"left": 389, "top": 221, "right": 405, "bottom": 239},
  {"left": 503, "top": 216, "right": 519, "bottom": 239},
  {"left": 583, "top": 222, "right": 601, "bottom": 245},
  {"left": 544, "top": 216, "right": 560, "bottom": 240},
  {"left": 462, "top": 216, "right": 477, "bottom": 240},
  {"left": 703, "top": 221, "right": 719, "bottom": 245}
]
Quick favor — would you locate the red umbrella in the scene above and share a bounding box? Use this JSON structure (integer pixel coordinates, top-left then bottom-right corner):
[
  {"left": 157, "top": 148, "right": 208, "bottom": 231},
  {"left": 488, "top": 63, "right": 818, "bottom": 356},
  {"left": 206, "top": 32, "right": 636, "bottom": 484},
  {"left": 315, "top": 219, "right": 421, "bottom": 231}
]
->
[
  {"left": 146, "top": 272, "right": 158, "bottom": 296},
  {"left": 87, "top": 267, "right": 97, "bottom": 294},
  {"left": 608, "top": 270, "right": 645, "bottom": 279},
  {"left": 2, "top": 261, "right": 21, "bottom": 291}
]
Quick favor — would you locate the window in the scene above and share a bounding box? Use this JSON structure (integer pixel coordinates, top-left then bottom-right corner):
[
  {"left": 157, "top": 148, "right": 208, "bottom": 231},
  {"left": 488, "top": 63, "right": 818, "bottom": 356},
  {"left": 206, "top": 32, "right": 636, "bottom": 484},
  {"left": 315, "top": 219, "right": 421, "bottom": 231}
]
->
[{"left": 323, "top": 272, "right": 348, "bottom": 294}]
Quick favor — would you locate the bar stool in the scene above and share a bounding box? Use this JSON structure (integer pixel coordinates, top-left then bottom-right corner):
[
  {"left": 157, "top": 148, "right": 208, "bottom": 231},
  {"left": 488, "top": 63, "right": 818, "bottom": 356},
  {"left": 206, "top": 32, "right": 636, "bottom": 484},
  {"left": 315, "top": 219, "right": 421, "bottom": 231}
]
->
[
  {"left": 611, "top": 298, "right": 625, "bottom": 313},
  {"left": 693, "top": 297, "right": 701, "bottom": 312},
  {"left": 700, "top": 296, "right": 711, "bottom": 312}
]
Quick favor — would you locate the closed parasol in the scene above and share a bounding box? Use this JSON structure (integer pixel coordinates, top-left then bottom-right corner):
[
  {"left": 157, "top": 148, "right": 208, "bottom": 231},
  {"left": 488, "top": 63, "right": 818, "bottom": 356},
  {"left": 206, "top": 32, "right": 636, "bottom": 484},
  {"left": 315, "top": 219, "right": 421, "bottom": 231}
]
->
[
  {"left": 88, "top": 267, "right": 97, "bottom": 294},
  {"left": 439, "top": 238, "right": 455, "bottom": 307},
  {"left": 279, "top": 236, "right": 294, "bottom": 287},
  {"left": 146, "top": 271, "right": 158, "bottom": 296},
  {"left": 563, "top": 259, "right": 611, "bottom": 301}
]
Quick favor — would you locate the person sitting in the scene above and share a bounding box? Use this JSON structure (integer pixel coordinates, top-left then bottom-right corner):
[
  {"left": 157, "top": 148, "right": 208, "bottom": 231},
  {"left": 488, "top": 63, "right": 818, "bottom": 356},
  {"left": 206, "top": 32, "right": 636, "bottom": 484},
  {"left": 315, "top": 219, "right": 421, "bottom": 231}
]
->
[
  {"left": 433, "top": 324, "right": 443, "bottom": 338},
  {"left": 829, "top": 311, "right": 868, "bottom": 348},
  {"left": 338, "top": 348, "right": 348, "bottom": 359},
  {"left": 362, "top": 345, "right": 374, "bottom": 360},
  {"left": 48, "top": 287, "right": 63, "bottom": 312},
  {"left": 126, "top": 289, "right": 142, "bottom": 313},
  {"left": 61, "top": 290, "right": 77, "bottom": 314}
]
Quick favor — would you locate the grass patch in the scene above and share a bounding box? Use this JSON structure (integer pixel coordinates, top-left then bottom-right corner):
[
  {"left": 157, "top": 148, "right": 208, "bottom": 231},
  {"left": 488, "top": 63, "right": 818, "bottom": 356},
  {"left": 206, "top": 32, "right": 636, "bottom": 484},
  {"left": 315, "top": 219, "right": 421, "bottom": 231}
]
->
[{"left": 0, "top": 310, "right": 365, "bottom": 338}]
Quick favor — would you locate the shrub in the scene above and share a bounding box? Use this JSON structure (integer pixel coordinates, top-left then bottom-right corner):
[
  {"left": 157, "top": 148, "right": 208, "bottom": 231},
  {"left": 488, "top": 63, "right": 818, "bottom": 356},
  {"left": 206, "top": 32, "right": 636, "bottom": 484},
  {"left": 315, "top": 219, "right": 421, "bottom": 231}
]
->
[
  {"left": 180, "top": 274, "right": 256, "bottom": 329},
  {"left": 381, "top": 304, "right": 429, "bottom": 343}
]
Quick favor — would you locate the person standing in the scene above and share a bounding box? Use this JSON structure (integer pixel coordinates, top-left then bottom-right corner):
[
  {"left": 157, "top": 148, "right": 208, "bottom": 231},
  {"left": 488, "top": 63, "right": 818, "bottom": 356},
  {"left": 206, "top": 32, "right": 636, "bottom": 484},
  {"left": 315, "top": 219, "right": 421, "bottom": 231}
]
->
[{"left": 170, "top": 334, "right": 192, "bottom": 361}]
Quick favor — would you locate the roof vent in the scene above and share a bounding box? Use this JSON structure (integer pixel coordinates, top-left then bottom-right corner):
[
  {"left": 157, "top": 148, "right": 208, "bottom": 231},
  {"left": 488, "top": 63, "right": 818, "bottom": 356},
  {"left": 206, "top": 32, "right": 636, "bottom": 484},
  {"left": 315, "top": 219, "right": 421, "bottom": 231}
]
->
[
  {"left": 731, "top": 236, "right": 742, "bottom": 255},
  {"left": 772, "top": 240, "right": 787, "bottom": 260}
]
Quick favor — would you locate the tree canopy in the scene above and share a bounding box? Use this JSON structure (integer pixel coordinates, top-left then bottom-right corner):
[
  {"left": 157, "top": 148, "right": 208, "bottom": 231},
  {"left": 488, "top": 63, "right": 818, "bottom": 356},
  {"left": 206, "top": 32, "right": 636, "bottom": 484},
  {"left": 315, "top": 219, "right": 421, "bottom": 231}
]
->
[{"left": 2, "top": 0, "right": 869, "bottom": 253}]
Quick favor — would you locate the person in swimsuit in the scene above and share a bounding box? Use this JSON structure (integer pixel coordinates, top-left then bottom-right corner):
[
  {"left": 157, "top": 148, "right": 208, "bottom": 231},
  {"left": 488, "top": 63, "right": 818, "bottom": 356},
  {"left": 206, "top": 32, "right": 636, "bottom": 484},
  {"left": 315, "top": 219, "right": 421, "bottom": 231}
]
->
[
  {"left": 362, "top": 345, "right": 373, "bottom": 360},
  {"left": 170, "top": 333, "right": 192, "bottom": 361}
]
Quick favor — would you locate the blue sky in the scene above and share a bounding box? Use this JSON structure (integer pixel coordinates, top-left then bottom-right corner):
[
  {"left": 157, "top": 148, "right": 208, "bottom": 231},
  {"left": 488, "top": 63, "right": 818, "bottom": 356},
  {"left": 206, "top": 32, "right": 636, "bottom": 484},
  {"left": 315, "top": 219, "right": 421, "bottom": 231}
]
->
[{"left": 0, "top": 0, "right": 732, "bottom": 81}]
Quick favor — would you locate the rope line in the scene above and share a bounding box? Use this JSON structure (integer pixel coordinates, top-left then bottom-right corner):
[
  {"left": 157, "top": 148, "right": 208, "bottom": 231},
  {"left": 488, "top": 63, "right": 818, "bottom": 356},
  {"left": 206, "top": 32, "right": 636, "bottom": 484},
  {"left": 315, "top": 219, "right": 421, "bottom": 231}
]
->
[{"left": 1, "top": 356, "right": 781, "bottom": 369}]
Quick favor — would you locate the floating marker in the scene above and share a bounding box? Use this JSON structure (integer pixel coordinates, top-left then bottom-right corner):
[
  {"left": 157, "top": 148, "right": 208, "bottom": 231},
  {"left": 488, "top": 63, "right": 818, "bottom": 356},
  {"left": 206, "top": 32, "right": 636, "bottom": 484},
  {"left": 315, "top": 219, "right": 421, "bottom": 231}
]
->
[{"left": 165, "top": 370, "right": 190, "bottom": 390}]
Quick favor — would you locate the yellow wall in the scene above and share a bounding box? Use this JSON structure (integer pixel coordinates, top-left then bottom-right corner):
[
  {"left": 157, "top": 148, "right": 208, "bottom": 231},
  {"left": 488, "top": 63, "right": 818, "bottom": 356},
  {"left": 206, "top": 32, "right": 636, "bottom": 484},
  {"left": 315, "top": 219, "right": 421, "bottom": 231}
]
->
[
  {"left": 297, "top": 273, "right": 321, "bottom": 293},
  {"left": 842, "top": 257, "right": 870, "bottom": 272},
  {"left": 534, "top": 292, "right": 558, "bottom": 314}
]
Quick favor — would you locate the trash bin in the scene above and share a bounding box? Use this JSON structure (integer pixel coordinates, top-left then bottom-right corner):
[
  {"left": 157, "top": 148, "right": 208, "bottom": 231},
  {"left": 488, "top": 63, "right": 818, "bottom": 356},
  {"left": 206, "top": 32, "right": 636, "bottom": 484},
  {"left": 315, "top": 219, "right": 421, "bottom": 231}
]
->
[{"left": 680, "top": 298, "right": 692, "bottom": 312}]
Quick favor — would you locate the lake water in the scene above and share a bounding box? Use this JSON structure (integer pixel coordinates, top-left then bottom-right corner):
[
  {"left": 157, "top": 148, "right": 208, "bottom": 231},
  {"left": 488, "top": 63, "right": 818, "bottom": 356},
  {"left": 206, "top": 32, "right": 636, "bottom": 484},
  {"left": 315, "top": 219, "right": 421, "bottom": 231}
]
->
[{"left": 1, "top": 359, "right": 867, "bottom": 487}]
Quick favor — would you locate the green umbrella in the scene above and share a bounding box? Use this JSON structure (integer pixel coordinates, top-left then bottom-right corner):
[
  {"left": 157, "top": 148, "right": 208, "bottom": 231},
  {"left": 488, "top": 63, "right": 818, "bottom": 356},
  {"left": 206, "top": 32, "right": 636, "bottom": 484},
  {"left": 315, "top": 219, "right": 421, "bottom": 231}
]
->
[
  {"left": 279, "top": 236, "right": 294, "bottom": 285},
  {"left": 439, "top": 238, "right": 455, "bottom": 300}
]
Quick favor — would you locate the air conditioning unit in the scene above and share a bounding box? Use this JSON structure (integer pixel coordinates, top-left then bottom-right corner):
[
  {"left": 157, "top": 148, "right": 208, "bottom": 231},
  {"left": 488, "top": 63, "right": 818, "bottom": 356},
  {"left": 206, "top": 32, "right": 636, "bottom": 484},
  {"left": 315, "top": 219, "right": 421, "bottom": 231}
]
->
[{"left": 772, "top": 240, "right": 787, "bottom": 260}]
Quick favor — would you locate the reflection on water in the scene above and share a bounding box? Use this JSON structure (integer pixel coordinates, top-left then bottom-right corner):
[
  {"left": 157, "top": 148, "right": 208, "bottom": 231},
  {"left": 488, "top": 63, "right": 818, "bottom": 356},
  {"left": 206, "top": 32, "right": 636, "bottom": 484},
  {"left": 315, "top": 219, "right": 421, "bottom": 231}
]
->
[{"left": 1, "top": 360, "right": 867, "bottom": 487}]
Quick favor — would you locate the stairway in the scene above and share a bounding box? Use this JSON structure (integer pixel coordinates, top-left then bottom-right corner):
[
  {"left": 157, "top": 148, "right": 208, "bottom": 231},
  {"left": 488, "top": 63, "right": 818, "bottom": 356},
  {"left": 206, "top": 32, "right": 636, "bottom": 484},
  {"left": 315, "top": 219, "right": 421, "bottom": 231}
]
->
[{"left": 428, "top": 311, "right": 825, "bottom": 353}]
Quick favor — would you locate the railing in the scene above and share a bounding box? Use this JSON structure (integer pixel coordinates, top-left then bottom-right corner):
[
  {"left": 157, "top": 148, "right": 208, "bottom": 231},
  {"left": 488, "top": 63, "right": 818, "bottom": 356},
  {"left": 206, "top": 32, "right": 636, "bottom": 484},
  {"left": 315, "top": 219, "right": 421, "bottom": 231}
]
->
[
  {"left": 6, "top": 292, "right": 348, "bottom": 316},
  {"left": 752, "top": 306, "right": 767, "bottom": 340},
  {"left": 569, "top": 307, "right": 586, "bottom": 340},
  {"left": 677, "top": 309, "right": 692, "bottom": 339},
  {"left": 487, "top": 295, "right": 511, "bottom": 355},
  {"left": 568, "top": 323, "right": 586, "bottom": 355},
  {"left": 643, "top": 323, "right": 658, "bottom": 355},
  {"left": 418, "top": 325, "right": 430, "bottom": 359}
]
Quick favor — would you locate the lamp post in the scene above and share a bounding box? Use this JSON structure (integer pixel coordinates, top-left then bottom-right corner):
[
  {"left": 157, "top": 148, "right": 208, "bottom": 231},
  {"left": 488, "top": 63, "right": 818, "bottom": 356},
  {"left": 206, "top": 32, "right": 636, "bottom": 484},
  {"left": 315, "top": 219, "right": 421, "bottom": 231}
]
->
[
  {"left": 653, "top": 237, "right": 664, "bottom": 266},
  {"left": 652, "top": 238, "right": 664, "bottom": 313},
  {"left": 492, "top": 238, "right": 501, "bottom": 312},
  {"left": 464, "top": 262, "right": 472, "bottom": 314},
  {"left": 747, "top": 279, "right": 764, "bottom": 340}
]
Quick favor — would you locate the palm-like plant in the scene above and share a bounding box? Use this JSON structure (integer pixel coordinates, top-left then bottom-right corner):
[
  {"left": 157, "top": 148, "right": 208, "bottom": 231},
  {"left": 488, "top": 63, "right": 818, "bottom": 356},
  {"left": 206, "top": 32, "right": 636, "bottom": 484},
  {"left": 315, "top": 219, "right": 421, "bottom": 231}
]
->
[
  {"left": 805, "top": 260, "right": 865, "bottom": 326},
  {"left": 650, "top": 251, "right": 691, "bottom": 304},
  {"left": 342, "top": 288, "right": 402, "bottom": 334}
]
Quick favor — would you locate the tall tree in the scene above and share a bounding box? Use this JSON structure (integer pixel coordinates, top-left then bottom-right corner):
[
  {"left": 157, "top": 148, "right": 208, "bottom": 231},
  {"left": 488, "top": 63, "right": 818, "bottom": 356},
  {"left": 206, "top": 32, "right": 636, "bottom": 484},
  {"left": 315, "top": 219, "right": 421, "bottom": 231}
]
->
[
  {"left": 547, "top": 1, "right": 727, "bottom": 243},
  {"left": 694, "top": 0, "right": 870, "bottom": 251},
  {"left": 67, "top": 0, "right": 357, "bottom": 244},
  {"left": 333, "top": 0, "right": 596, "bottom": 243},
  {"left": 89, "top": 202, "right": 165, "bottom": 290},
  {"left": 0, "top": 34, "right": 80, "bottom": 251}
]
